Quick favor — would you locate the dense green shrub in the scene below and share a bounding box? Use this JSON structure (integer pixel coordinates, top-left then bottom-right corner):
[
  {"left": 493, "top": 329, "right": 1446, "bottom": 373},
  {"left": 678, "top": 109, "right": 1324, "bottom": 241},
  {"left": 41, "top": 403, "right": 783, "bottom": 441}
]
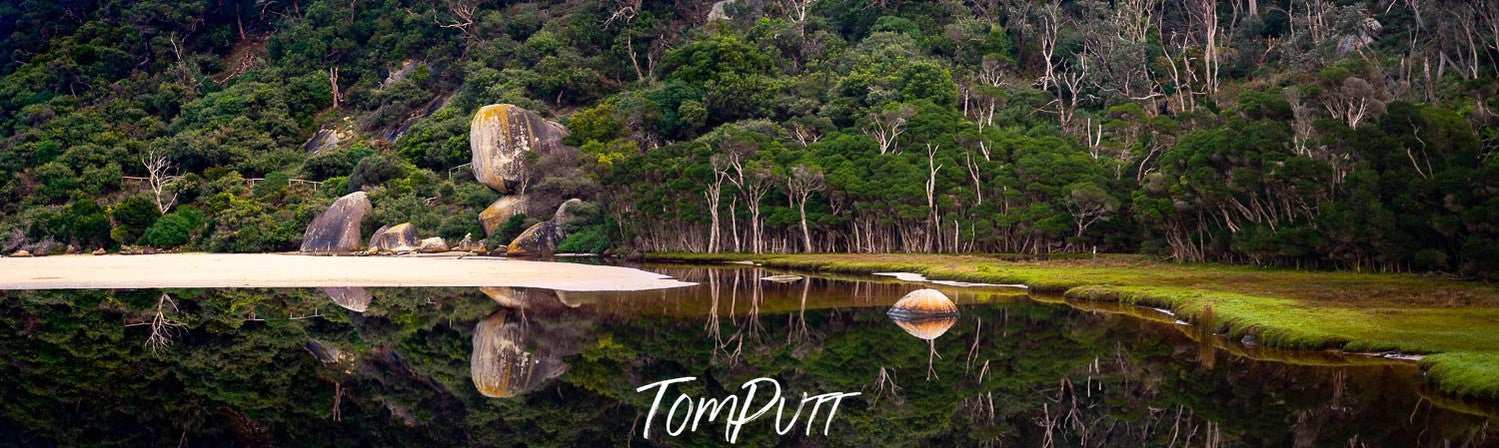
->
[
  {"left": 109, "top": 195, "right": 162, "bottom": 245},
  {"left": 141, "top": 207, "right": 206, "bottom": 248},
  {"left": 557, "top": 227, "right": 608, "bottom": 254},
  {"left": 347, "top": 154, "right": 408, "bottom": 192}
]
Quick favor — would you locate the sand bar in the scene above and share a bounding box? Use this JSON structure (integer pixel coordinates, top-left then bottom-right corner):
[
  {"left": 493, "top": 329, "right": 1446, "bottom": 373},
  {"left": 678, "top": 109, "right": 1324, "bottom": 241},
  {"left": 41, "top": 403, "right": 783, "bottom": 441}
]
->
[{"left": 0, "top": 253, "right": 694, "bottom": 291}]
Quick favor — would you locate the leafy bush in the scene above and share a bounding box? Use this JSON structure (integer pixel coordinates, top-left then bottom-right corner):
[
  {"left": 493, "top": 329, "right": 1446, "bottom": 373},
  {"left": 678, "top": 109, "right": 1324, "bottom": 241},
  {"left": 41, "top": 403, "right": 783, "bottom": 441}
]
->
[
  {"left": 141, "top": 207, "right": 206, "bottom": 248},
  {"left": 109, "top": 195, "right": 162, "bottom": 245},
  {"left": 303, "top": 150, "right": 353, "bottom": 180},
  {"left": 347, "top": 153, "right": 408, "bottom": 192},
  {"left": 557, "top": 227, "right": 608, "bottom": 254}
]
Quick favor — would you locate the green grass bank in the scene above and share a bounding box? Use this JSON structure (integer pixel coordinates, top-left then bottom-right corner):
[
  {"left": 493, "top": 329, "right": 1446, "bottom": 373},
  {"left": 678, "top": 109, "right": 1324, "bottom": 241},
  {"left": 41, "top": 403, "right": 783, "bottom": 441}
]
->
[{"left": 645, "top": 252, "right": 1499, "bottom": 400}]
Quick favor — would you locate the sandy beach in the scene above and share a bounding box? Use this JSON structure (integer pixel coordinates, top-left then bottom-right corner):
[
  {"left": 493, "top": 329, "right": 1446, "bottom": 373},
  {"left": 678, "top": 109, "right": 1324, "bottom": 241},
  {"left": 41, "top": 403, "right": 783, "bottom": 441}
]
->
[{"left": 0, "top": 253, "right": 694, "bottom": 291}]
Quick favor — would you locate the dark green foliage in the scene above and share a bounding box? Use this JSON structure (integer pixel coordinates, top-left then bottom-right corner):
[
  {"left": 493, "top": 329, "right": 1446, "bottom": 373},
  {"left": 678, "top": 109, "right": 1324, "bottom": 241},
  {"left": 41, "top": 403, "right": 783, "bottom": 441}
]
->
[
  {"left": 0, "top": 0, "right": 1491, "bottom": 277},
  {"left": 141, "top": 207, "right": 206, "bottom": 248},
  {"left": 302, "top": 150, "right": 353, "bottom": 181},
  {"left": 347, "top": 154, "right": 408, "bottom": 193},
  {"left": 30, "top": 200, "right": 111, "bottom": 248},
  {"left": 557, "top": 227, "right": 608, "bottom": 254},
  {"left": 109, "top": 195, "right": 161, "bottom": 245},
  {"left": 497, "top": 214, "right": 528, "bottom": 244}
]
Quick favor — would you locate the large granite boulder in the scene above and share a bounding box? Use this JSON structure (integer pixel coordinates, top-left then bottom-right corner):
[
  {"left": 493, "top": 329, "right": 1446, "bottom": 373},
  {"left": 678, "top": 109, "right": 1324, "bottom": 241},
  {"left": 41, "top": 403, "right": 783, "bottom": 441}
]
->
[
  {"left": 471, "top": 309, "right": 567, "bottom": 398},
  {"left": 368, "top": 222, "right": 419, "bottom": 254},
  {"left": 301, "top": 128, "right": 341, "bottom": 154},
  {"left": 506, "top": 199, "right": 582, "bottom": 257},
  {"left": 886, "top": 289, "right": 960, "bottom": 340},
  {"left": 886, "top": 289, "right": 959, "bottom": 319},
  {"left": 417, "top": 237, "right": 449, "bottom": 253},
  {"left": 470, "top": 104, "right": 569, "bottom": 193},
  {"left": 479, "top": 195, "right": 528, "bottom": 236},
  {"left": 707, "top": 0, "right": 735, "bottom": 21},
  {"left": 299, "top": 192, "right": 373, "bottom": 254}
]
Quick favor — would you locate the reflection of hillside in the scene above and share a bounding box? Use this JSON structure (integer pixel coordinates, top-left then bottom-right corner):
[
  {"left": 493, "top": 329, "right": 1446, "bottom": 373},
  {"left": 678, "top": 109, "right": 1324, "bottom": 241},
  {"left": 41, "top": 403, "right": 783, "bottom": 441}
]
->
[
  {"left": 0, "top": 267, "right": 1494, "bottom": 446},
  {"left": 560, "top": 265, "right": 1026, "bottom": 318}
]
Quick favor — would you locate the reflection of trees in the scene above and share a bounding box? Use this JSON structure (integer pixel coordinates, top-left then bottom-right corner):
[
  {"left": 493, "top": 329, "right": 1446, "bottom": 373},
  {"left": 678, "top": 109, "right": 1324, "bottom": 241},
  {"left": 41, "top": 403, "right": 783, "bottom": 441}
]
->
[
  {"left": 126, "top": 292, "right": 184, "bottom": 353},
  {"left": 0, "top": 272, "right": 1495, "bottom": 446}
]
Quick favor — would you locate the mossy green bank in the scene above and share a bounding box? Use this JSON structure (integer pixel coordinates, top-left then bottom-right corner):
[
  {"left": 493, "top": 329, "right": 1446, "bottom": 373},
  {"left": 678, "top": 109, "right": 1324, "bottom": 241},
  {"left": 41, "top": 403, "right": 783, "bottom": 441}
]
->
[{"left": 647, "top": 252, "right": 1499, "bottom": 400}]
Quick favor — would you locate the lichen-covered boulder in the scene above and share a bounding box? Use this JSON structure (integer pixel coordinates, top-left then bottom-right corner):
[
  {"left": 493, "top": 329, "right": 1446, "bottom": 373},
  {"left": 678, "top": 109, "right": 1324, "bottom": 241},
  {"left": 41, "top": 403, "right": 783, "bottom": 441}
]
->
[
  {"left": 479, "top": 195, "right": 528, "bottom": 236},
  {"left": 506, "top": 199, "right": 582, "bottom": 257},
  {"left": 320, "top": 287, "right": 373, "bottom": 313},
  {"left": 369, "top": 222, "right": 419, "bottom": 254},
  {"left": 417, "top": 237, "right": 449, "bottom": 253},
  {"left": 470, "top": 104, "right": 569, "bottom": 193},
  {"left": 471, "top": 310, "right": 567, "bottom": 398},
  {"left": 300, "top": 192, "right": 373, "bottom": 254}
]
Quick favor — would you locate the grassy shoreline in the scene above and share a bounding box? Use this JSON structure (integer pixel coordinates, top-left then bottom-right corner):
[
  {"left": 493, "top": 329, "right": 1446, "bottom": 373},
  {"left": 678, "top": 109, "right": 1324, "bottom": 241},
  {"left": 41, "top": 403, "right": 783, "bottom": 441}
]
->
[{"left": 644, "top": 252, "right": 1499, "bottom": 400}]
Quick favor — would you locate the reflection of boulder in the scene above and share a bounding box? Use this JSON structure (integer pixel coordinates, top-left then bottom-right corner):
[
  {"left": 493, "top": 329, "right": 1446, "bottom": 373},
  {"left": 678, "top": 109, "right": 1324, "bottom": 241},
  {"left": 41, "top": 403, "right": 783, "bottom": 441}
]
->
[
  {"left": 479, "top": 195, "right": 527, "bottom": 236},
  {"left": 304, "top": 340, "right": 348, "bottom": 366},
  {"left": 891, "top": 316, "right": 958, "bottom": 340},
  {"left": 299, "top": 192, "right": 373, "bottom": 254},
  {"left": 480, "top": 287, "right": 578, "bottom": 310},
  {"left": 506, "top": 199, "right": 582, "bottom": 256},
  {"left": 320, "top": 287, "right": 373, "bottom": 312},
  {"left": 471, "top": 310, "right": 567, "bottom": 398},
  {"left": 368, "top": 222, "right": 419, "bottom": 253},
  {"left": 470, "top": 104, "right": 569, "bottom": 193},
  {"left": 887, "top": 289, "right": 959, "bottom": 340}
]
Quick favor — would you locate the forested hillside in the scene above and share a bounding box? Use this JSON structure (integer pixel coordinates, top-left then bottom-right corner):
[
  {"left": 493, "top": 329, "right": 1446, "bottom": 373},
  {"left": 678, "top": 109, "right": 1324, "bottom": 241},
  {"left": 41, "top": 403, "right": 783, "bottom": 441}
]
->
[{"left": 0, "top": 0, "right": 1495, "bottom": 275}]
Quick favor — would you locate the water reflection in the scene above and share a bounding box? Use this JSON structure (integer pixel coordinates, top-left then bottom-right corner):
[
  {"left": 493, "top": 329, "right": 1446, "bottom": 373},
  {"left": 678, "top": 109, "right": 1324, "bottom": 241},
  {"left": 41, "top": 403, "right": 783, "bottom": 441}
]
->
[
  {"left": 890, "top": 317, "right": 958, "bottom": 341},
  {"left": 320, "top": 286, "right": 372, "bottom": 312},
  {"left": 470, "top": 309, "right": 567, "bottom": 398},
  {"left": 0, "top": 264, "right": 1493, "bottom": 447}
]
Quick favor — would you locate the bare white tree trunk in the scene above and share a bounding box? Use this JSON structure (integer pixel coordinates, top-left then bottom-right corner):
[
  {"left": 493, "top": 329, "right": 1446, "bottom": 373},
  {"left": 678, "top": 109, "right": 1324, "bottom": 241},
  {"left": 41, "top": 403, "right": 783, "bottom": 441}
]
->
[
  {"left": 141, "top": 150, "right": 181, "bottom": 214},
  {"left": 925, "top": 144, "right": 943, "bottom": 252}
]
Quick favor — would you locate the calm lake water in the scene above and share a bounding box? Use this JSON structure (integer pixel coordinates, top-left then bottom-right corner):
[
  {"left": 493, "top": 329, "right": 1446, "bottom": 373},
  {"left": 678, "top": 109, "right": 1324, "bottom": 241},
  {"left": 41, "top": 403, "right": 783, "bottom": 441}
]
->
[{"left": 1, "top": 263, "right": 1495, "bottom": 447}]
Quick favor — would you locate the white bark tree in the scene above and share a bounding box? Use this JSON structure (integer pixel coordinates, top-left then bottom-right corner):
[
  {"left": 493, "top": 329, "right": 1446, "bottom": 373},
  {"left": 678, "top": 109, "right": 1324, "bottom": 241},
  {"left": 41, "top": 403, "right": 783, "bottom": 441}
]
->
[
  {"left": 1065, "top": 183, "right": 1120, "bottom": 239},
  {"left": 862, "top": 103, "right": 915, "bottom": 155},
  {"left": 141, "top": 150, "right": 181, "bottom": 214},
  {"left": 925, "top": 144, "right": 944, "bottom": 252},
  {"left": 706, "top": 155, "right": 732, "bottom": 253},
  {"left": 786, "top": 164, "right": 825, "bottom": 252}
]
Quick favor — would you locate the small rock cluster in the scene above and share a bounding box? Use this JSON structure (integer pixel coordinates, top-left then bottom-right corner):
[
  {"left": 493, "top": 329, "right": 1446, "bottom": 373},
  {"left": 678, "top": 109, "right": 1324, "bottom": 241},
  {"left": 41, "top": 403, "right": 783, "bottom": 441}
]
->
[{"left": 2, "top": 235, "right": 105, "bottom": 258}]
